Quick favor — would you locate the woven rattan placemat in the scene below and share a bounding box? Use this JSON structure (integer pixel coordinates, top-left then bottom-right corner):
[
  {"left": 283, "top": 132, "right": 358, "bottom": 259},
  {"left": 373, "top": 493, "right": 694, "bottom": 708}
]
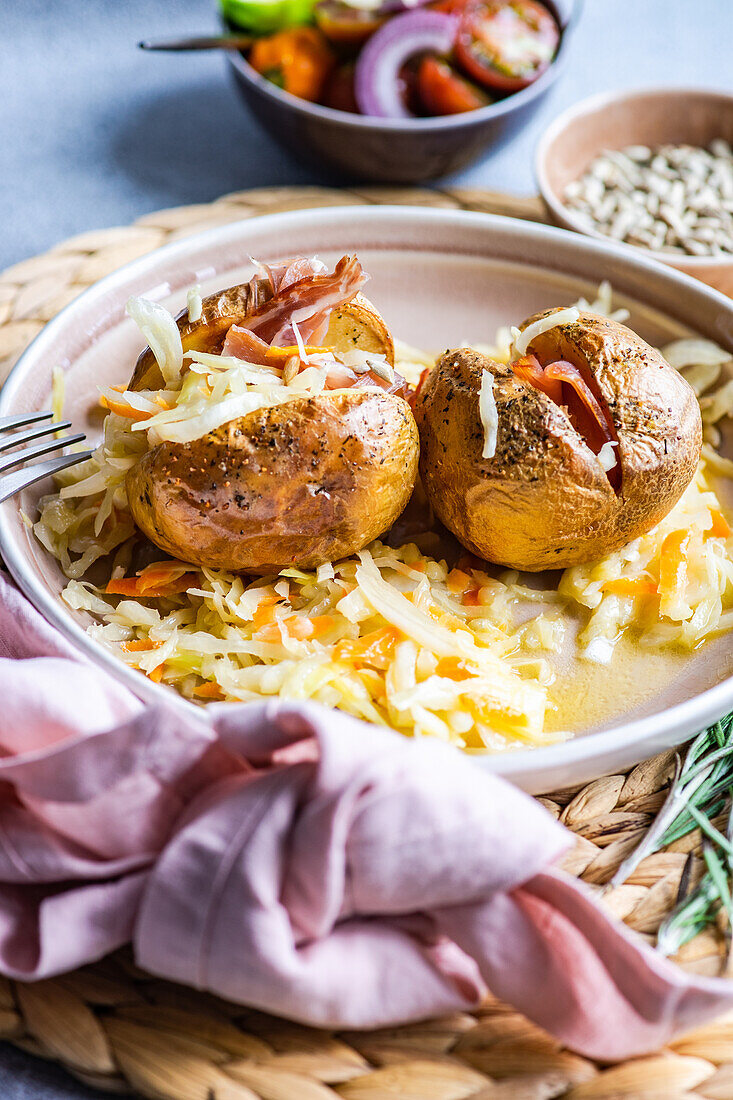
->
[{"left": 2, "top": 186, "right": 733, "bottom": 1100}]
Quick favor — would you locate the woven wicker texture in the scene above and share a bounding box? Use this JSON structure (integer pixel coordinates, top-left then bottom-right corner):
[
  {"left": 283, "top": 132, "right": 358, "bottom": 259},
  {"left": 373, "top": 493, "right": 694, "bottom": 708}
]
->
[{"left": 2, "top": 185, "right": 733, "bottom": 1100}]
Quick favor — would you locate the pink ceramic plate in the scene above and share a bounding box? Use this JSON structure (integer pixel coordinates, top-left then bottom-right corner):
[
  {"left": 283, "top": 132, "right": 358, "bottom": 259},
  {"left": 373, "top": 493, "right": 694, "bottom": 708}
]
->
[{"left": 1, "top": 206, "right": 732, "bottom": 792}]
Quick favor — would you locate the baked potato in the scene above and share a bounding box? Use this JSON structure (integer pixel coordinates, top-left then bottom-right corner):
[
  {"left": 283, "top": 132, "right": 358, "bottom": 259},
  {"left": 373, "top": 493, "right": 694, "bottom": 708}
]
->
[
  {"left": 415, "top": 309, "right": 702, "bottom": 571},
  {"left": 125, "top": 275, "right": 418, "bottom": 573}
]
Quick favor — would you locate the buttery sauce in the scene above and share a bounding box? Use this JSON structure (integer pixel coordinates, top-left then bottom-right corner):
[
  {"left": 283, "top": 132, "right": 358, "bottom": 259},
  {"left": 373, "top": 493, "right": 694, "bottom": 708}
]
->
[{"left": 547, "top": 632, "right": 733, "bottom": 737}]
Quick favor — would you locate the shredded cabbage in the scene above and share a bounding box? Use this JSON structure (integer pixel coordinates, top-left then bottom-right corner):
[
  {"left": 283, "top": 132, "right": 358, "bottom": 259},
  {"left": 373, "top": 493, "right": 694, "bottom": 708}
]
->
[
  {"left": 126, "top": 296, "right": 183, "bottom": 387},
  {"left": 512, "top": 307, "right": 580, "bottom": 358}
]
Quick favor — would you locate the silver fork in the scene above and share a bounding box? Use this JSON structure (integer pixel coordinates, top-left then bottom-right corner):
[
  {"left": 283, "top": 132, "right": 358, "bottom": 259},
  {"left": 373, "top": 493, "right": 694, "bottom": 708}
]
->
[{"left": 0, "top": 412, "right": 92, "bottom": 504}]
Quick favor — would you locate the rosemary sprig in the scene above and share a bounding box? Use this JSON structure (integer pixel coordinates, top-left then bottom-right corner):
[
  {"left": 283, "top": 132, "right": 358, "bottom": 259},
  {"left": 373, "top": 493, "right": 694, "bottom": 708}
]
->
[{"left": 609, "top": 712, "right": 733, "bottom": 956}]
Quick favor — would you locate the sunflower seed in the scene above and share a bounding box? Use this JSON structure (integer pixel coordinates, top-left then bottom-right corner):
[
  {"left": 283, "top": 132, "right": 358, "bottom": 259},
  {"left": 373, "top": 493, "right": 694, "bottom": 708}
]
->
[{"left": 562, "top": 141, "right": 733, "bottom": 257}]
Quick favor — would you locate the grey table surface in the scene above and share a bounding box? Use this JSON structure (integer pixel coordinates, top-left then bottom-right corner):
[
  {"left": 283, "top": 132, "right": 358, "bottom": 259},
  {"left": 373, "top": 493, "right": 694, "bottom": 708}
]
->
[{"left": 1, "top": 0, "right": 732, "bottom": 1095}]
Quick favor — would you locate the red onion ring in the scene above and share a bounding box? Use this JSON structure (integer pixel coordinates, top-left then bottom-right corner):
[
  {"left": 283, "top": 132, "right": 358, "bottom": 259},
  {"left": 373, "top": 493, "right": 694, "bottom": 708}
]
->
[{"left": 354, "top": 10, "right": 459, "bottom": 118}]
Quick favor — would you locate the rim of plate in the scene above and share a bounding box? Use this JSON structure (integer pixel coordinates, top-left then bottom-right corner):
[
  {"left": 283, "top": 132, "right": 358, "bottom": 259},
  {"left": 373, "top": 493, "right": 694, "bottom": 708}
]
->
[{"left": 2, "top": 204, "right": 733, "bottom": 783}]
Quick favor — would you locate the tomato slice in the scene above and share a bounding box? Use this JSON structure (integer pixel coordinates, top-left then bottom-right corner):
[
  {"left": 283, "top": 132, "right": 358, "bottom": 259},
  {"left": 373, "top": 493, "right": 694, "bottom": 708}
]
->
[
  {"left": 455, "top": 0, "right": 559, "bottom": 93},
  {"left": 417, "top": 56, "right": 490, "bottom": 115}
]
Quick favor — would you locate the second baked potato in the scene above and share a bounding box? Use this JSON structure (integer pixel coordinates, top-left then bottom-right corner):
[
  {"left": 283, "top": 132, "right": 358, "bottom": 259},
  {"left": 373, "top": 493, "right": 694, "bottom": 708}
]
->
[{"left": 415, "top": 309, "right": 702, "bottom": 571}]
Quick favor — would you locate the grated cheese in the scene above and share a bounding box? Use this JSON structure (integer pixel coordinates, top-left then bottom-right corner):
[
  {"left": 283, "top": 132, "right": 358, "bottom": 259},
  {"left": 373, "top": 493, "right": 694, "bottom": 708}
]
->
[
  {"left": 186, "top": 285, "right": 203, "bottom": 323},
  {"left": 478, "top": 369, "right": 499, "bottom": 459},
  {"left": 512, "top": 307, "right": 580, "bottom": 358}
]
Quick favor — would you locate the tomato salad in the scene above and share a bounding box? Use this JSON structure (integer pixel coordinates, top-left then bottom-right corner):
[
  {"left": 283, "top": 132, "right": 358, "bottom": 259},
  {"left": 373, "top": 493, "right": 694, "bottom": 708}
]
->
[{"left": 222, "top": 0, "right": 560, "bottom": 119}]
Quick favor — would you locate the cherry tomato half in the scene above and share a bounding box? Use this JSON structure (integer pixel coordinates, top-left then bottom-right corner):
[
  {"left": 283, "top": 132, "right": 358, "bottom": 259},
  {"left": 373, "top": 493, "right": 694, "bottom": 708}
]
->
[
  {"left": 455, "top": 0, "right": 559, "bottom": 93},
  {"left": 417, "top": 56, "right": 490, "bottom": 115}
]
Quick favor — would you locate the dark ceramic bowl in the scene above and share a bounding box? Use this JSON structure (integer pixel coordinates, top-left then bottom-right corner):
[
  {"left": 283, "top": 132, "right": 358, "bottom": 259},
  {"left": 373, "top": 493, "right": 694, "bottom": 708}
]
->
[{"left": 227, "top": 0, "right": 581, "bottom": 182}]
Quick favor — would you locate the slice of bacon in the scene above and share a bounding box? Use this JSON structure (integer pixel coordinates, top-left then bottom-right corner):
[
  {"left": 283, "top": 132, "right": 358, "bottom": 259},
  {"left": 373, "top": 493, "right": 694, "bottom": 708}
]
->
[
  {"left": 541, "top": 359, "right": 616, "bottom": 456},
  {"left": 513, "top": 354, "right": 562, "bottom": 404},
  {"left": 239, "top": 254, "right": 367, "bottom": 346},
  {"left": 221, "top": 326, "right": 273, "bottom": 364},
  {"left": 220, "top": 255, "right": 413, "bottom": 399},
  {"left": 513, "top": 354, "right": 620, "bottom": 487},
  {"left": 278, "top": 256, "right": 328, "bottom": 292}
]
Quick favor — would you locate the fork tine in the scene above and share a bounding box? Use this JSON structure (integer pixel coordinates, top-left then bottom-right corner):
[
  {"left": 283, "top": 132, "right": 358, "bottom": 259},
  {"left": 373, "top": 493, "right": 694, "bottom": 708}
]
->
[
  {"left": 0, "top": 433, "right": 87, "bottom": 476},
  {"left": 0, "top": 450, "right": 93, "bottom": 504},
  {"left": 0, "top": 411, "right": 54, "bottom": 432},
  {"left": 0, "top": 420, "right": 72, "bottom": 452}
]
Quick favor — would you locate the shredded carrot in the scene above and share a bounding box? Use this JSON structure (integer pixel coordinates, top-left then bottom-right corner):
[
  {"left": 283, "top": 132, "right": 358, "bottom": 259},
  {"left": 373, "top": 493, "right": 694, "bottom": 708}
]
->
[
  {"left": 334, "top": 627, "right": 400, "bottom": 670},
  {"left": 154, "top": 395, "right": 174, "bottom": 410},
  {"left": 602, "top": 578, "right": 658, "bottom": 598},
  {"left": 447, "top": 568, "right": 472, "bottom": 594},
  {"left": 284, "top": 616, "right": 315, "bottom": 641},
  {"left": 105, "top": 577, "right": 145, "bottom": 596},
  {"left": 105, "top": 573, "right": 197, "bottom": 598},
  {"left": 147, "top": 664, "right": 165, "bottom": 683},
  {"left": 99, "top": 394, "right": 152, "bottom": 420},
  {"left": 710, "top": 509, "right": 732, "bottom": 539},
  {"left": 252, "top": 598, "right": 280, "bottom": 631},
  {"left": 194, "top": 682, "right": 226, "bottom": 700},
  {"left": 255, "top": 613, "right": 335, "bottom": 644},
  {"left": 265, "top": 344, "right": 334, "bottom": 360},
  {"left": 136, "top": 560, "right": 191, "bottom": 593},
  {"left": 436, "top": 656, "right": 473, "bottom": 681},
  {"left": 409, "top": 368, "right": 431, "bottom": 408},
  {"left": 120, "top": 639, "right": 164, "bottom": 653},
  {"left": 659, "top": 530, "right": 689, "bottom": 603}
]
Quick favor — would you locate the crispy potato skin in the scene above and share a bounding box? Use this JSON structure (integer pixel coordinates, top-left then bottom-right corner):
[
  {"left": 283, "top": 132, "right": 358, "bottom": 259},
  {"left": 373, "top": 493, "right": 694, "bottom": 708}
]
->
[
  {"left": 325, "top": 293, "right": 395, "bottom": 366},
  {"left": 415, "top": 311, "right": 702, "bottom": 571},
  {"left": 126, "top": 390, "right": 418, "bottom": 573},
  {"left": 125, "top": 284, "right": 415, "bottom": 572}
]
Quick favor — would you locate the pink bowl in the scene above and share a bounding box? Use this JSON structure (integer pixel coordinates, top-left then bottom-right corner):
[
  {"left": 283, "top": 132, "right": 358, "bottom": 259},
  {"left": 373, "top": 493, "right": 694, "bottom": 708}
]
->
[{"left": 536, "top": 87, "right": 733, "bottom": 297}]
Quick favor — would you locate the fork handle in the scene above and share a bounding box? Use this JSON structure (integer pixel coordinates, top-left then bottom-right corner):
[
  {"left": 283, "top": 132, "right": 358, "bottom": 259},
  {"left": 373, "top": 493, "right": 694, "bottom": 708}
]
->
[{"left": 139, "top": 34, "right": 253, "bottom": 51}]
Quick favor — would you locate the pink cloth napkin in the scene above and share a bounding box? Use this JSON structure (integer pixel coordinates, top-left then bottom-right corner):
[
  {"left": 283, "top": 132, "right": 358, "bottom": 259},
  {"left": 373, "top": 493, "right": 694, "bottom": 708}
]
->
[{"left": 2, "top": 570, "right": 733, "bottom": 1059}]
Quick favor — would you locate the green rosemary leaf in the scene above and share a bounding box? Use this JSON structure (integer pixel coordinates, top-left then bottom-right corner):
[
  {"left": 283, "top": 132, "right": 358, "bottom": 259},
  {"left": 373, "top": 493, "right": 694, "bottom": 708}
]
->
[
  {"left": 685, "top": 803, "right": 733, "bottom": 856},
  {"left": 610, "top": 711, "right": 733, "bottom": 950},
  {"left": 657, "top": 873, "right": 721, "bottom": 956},
  {"left": 703, "top": 844, "right": 733, "bottom": 915}
]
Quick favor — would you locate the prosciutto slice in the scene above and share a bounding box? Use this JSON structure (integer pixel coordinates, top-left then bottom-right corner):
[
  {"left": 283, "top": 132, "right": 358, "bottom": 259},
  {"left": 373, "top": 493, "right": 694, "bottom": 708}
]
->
[
  {"left": 221, "top": 326, "right": 273, "bottom": 365},
  {"left": 240, "top": 255, "right": 367, "bottom": 347}
]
